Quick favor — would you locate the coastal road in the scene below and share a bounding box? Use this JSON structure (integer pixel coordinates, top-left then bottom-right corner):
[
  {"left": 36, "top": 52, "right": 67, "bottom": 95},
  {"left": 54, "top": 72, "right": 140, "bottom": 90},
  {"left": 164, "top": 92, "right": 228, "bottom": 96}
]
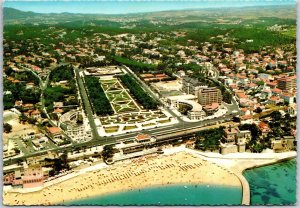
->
[{"left": 3, "top": 113, "right": 235, "bottom": 166}]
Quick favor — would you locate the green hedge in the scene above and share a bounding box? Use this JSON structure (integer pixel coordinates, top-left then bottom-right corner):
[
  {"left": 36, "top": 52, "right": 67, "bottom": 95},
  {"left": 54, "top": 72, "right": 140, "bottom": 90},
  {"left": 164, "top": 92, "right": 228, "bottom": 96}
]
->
[
  {"left": 113, "top": 56, "right": 156, "bottom": 73},
  {"left": 120, "top": 74, "right": 158, "bottom": 110},
  {"left": 84, "top": 76, "right": 114, "bottom": 116}
]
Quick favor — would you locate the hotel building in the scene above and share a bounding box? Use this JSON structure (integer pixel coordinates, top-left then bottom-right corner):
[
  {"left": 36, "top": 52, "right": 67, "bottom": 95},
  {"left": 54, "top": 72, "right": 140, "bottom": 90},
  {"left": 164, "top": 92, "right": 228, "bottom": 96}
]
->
[{"left": 198, "top": 87, "right": 222, "bottom": 106}]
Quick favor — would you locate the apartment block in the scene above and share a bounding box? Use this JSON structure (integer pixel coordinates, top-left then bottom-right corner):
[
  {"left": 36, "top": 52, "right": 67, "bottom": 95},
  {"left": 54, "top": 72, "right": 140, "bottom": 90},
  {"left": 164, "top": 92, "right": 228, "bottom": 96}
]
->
[{"left": 198, "top": 87, "right": 222, "bottom": 106}]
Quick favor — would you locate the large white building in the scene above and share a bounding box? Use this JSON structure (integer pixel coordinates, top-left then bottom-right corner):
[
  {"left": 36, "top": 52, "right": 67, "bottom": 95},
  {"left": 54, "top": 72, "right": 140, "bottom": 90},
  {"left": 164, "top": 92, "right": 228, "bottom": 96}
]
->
[{"left": 167, "top": 94, "right": 206, "bottom": 120}]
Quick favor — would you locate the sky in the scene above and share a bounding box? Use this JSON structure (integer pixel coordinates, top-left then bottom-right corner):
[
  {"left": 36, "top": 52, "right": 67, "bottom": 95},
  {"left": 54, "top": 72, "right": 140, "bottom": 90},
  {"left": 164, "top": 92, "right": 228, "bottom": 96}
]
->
[{"left": 3, "top": 0, "right": 296, "bottom": 14}]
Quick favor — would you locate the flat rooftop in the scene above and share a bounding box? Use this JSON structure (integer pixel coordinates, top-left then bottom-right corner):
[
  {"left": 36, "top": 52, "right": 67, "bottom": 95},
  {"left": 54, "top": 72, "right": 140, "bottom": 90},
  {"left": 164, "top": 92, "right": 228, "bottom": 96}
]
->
[{"left": 167, "top": 94, "right": 197, "bottom": 101}]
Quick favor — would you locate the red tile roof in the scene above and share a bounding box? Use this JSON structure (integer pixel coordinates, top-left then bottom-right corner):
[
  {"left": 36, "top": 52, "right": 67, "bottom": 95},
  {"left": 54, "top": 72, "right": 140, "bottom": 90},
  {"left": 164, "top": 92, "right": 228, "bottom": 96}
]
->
[
  {"left": 53, "top": 108, "right": 64, "bottom": 113},
  {"left": 272, "top": 88, "right": 282, "bottom": 94},
  {"left": 31, "top": 109, "right": 40, "bottom": 115},
  {"left": 47, "top": 127, "right": 61, "bottom": 135},
  {"left": 136, "top": 134, "right": 151, "bottom": 141}
]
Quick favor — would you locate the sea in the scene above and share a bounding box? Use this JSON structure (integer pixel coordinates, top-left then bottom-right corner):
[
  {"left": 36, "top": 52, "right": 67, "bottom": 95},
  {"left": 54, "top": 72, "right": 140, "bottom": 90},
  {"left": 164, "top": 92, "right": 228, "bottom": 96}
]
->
[
  {"left": 64, "top": 184, "right": 242, "bottom": 206},
  {"left": 64, "top": 159, "right": 296, "bottom": 206},
  {"left": 243, "top": 159, "right": 297, "bottom": 205},
  {"left": 4, "top": 0, "right": 296, "bottom": 14}
]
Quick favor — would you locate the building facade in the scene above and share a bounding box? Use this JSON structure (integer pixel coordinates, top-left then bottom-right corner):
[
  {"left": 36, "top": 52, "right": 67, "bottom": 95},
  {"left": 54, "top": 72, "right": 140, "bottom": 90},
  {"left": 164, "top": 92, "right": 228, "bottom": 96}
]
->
[
  {"left": 182, "top": 76, "right": 206, "bottom": 96},
  {"left": 277, "top": 76, "right": 296, "bottom": 92},
  {"left": 198, "top": 87, "right": 222, "bottom": 106},
  {"left": 220, "top": 126, "right": 251, "bottom": 154}
]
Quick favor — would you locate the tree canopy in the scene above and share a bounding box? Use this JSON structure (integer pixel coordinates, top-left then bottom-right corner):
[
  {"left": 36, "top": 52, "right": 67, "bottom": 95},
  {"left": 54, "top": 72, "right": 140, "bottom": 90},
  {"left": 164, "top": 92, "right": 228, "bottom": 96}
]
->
[
  {"left": 120, "top": 74, "right": 158, "bottom": 110},
  {"left": 84, "top": 76, "right": 114, "bottom": 116},
  {"left": 194, "top": 127, "right": 224, "bottom": 151}
]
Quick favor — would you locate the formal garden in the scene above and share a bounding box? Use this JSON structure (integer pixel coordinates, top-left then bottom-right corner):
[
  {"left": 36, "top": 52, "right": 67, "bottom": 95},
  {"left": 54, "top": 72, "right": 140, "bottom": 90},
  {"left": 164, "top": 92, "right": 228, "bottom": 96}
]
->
[
  {"left": 84, "top": 74, "right": 174, "bottom": 135},
  {"left": 100, "top": 79, "right": 140, "bottom": 113},
  {"left": 100, "top": 111, "right": 168, "bottom": 125}
]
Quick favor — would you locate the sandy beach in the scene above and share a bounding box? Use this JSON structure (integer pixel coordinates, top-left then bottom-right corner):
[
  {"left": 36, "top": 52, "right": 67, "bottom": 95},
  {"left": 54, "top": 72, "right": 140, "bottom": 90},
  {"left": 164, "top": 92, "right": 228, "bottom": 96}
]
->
[{"left": 3, "top": 152, "right": 241, "bottom": 205}]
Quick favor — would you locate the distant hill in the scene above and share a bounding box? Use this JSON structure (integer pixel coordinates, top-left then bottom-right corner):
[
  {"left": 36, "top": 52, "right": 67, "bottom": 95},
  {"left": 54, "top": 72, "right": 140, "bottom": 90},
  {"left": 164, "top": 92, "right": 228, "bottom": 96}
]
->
[
  {"left": 3, "top": 5, "right": 296, "bottom": 24},
  {"left": 3, "top": 7, "right": 40, "bottom": 20}
]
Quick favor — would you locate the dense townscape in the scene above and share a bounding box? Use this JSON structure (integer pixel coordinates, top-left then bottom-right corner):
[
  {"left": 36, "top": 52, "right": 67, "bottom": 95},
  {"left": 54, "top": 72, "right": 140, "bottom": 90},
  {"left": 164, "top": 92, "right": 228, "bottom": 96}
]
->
[{"left": 2, "top": 4, "right": 297, "bottom": 205}]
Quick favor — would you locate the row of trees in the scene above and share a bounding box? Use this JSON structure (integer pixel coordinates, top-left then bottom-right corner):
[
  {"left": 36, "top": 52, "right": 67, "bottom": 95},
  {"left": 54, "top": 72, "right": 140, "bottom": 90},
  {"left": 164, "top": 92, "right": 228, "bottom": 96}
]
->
[
  {"left": 113, "top": 56, "right": 156, "bottom": 73},
  {"left": 84, "top": 76, "right": 114, "bottom": 116},
  {"left": 194, "top": 126, "right": 224, "bottom": 151},
  {"left": 120, "top": 74, "right": 158, "bottom": 110},
  {"left": 19, "top": 113, "right": 39, "bottom": 124},
  {"left": 209, "top": 79, "right": 232, "bottom": 104},
  {"left": 102, "top": 145, "right": 114, "bottom": 161}
]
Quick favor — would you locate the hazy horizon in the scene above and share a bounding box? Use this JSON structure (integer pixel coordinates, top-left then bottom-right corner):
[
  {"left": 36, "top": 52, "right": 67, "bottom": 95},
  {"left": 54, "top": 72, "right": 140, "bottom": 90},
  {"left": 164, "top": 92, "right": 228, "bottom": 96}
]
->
[{"left": 4, "top": 0, "right": 296, "bottom": 15}]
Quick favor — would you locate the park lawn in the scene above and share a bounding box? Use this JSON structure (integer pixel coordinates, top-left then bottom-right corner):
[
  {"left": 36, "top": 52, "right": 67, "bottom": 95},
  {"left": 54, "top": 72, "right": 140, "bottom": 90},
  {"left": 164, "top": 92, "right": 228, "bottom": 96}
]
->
[
  {"left": 100, "top": 79, "right": 118, "bottom": 84},
  {"left": 123, "top": 125, "right": 137, "bottom": 130},
  {"left": 106, "top": 94, "right": 114, "bottom": 101},
  {"left": 127, "top": 101, "right": 138, "bottom": 107},
  {"left": 106, "top": 90, "right": 132, "bottom": 103},
  {"left": 106, "top": 90, "right": 121, "bottom": 95},
  {"left": 104, "top": 126, "right": 119, "bottom": 133},
  {"left": 112, "top": 101, "right": 139, "bottom": 113},
  {"left": 158, "top": 114, "right": 168, "bottom": 118},
  {"left": 117, "top": 107, "right": 138, "bottom": 113},
  {"left": 100, "top": 79, "right": 123, "bottom": 91},
  {"left": 120, "top": 91, "right": 132, "bottom": 100},
  {"left": 112, "top": 104, "right": 123, "bottom": 112},
  {"left": 113, "top": 92, "right": 131, "bottom": 102},
  {"left": 142, "top": 123, "right": 156, "bottom": 127},
  {"left": 100, "top": 84, "right": 111, "bottom": 91},
  {"left": 100, "top": 119, "right": 111, "bottom": 125}
]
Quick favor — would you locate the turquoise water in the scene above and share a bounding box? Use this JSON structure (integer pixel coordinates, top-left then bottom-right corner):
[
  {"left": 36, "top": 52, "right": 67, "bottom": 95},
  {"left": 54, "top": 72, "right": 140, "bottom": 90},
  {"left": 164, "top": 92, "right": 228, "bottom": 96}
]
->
[
  {"left": 243, "top": 159, "right": 297, "bottom": 205},
  {"left": 63, "top": 159, "right": 296, "bottom": 205},
  {"left": 64, "top": 184, "right": 242, "bottom": 205},
  {"left": 4, "top": 1, "right": 295, "bottom": 14}
]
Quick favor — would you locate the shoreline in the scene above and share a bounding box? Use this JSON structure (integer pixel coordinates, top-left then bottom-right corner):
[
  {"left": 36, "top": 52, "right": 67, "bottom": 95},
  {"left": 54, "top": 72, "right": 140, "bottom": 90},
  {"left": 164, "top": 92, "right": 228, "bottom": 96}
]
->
[
  {"left": 3, "top": 148, "right": 297, "bottom": 206},
  {"left": 242, "top": 158, "right": 297, "bottom": 205},
  {"left": 3, "top": 151, "right": 242, "bottom": 205},
  {"left": 241, "top": 155, "right": 296, "bottom": 173},
  {"left": 239, "top": 155, "right": 297, "bottom": 205},
  {"left": 183, "top": 148, "right": 297, "bottom": 205}
]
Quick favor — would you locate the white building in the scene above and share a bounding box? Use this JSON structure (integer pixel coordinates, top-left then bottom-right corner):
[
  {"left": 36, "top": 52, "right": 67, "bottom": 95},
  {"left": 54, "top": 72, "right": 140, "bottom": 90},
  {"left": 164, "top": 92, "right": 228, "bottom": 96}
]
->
[{"left": 167, "top": 94, "right": 206, "bottom": 120}]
